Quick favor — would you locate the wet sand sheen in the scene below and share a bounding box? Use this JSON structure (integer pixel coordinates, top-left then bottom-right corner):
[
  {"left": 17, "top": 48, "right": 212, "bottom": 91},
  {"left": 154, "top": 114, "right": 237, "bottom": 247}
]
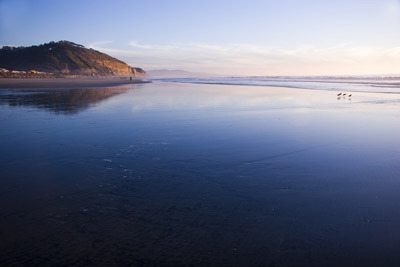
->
[
  {"left": 0, "top": 78, "right": 149, "bottom": 89},
  {"left": 0, "top": 82, "right": 400, "bottom": 266}
]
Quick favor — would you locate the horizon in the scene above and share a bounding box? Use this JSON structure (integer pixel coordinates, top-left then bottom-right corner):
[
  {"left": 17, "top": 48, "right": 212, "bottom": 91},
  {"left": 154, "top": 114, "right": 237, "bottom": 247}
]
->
[
  {"left": 1, "top": 0, "right": 400, "bottom": 76},
  {"left": 2, "top": 40, "right": 400, "bottom": 78}
]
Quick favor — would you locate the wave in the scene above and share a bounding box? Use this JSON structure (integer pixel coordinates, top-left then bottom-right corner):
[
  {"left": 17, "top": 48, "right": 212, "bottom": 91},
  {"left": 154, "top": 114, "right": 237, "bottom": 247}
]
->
[{"left": 153, "top": 76, "right": 400, "bottom": 94}]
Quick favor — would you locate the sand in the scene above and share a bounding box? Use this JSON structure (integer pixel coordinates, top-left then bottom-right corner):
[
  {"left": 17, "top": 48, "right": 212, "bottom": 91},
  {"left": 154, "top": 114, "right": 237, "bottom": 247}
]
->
[
  {"left": 0, "top": 78, "right": 149, "bottom": 89},
  {"left": 1, "top": 82, "right": 400, "bottom": 266}
]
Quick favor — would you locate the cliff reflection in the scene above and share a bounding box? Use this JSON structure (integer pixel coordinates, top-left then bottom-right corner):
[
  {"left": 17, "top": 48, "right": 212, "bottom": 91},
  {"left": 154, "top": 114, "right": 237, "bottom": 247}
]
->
[{"left": 0, "top": 86, "right": 132, "bottom": 114}]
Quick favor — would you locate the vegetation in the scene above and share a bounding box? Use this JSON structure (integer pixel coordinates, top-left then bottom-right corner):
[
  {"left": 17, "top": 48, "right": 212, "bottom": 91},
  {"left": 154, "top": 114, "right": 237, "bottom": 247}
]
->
[{"left": 0, "top": 41, "right": 145, "bottom": 77}]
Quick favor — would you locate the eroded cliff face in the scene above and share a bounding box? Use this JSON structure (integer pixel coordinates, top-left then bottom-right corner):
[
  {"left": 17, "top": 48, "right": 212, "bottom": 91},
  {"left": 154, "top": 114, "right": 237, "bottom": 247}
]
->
[
  {"left": 0, "top": 41, "right": 146, "bottom": 78},
  {"left": 94, "top": 60, "right": 145, "bottom": 77},
  {"left": 131, "top": 67, "right": 146, "bottom": 77}
]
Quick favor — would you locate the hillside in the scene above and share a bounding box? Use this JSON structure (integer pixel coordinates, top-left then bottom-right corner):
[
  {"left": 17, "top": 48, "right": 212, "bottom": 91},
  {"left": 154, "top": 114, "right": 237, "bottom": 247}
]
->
[{"left": 0, "top": 41, "right": 145, "bottom": 77}]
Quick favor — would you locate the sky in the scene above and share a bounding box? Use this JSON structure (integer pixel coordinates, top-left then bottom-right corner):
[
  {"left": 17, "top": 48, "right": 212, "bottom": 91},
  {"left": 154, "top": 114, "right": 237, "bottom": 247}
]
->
[{"left": 1, "top": 0, "right": 400, "bottom": 76}]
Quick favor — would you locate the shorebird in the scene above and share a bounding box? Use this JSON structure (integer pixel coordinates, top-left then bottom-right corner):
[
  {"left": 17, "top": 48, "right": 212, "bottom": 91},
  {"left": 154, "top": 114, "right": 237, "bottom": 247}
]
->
[
  {"left": 343, "top": 93, "right": 347, "bottom": 96},
  {"left": 337, "top": 93, "right": 342, "bottom": 96},
  {"left": 348, "top": 94, "right": 352, "bottom": 97}
]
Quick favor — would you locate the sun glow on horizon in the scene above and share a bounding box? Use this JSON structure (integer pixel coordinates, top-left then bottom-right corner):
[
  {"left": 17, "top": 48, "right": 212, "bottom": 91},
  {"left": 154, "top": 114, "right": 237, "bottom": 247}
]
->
[{"left": 89, "top": 41, "right": 400, "bottom": 76}]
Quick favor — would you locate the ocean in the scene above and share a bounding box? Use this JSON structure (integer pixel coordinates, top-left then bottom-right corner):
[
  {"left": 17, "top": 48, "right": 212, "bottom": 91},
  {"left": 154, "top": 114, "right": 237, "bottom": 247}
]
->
[{"left": 156, "top": 75, "right": 400, "bottom": 94}]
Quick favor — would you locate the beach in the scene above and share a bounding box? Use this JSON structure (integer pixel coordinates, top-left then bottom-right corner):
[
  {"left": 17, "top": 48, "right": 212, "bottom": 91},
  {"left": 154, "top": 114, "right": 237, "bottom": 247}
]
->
[
  {"left": 0, "top": 78, "right": 149, "bottom": 89},
  {"left": 1, "top": 80, "right": 400, "bottom": 266}
]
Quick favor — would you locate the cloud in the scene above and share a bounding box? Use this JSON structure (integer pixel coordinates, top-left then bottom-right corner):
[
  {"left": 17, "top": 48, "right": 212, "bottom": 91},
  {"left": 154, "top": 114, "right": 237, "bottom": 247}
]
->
[
  {"left": 89, "top": 41, "right": 400, "bottom": 76},
  {"left": 88, "top": 40, "right": 114, "bottom": 48},
  {"left": 129, "top": 41, "right": 154, "bottom": 50}
]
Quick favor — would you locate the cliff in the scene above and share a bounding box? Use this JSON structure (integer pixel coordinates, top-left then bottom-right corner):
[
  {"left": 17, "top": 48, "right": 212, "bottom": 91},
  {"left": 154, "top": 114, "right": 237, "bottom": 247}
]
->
[{"left": 0, "top": 41, "right": 146, "bottom": 77}]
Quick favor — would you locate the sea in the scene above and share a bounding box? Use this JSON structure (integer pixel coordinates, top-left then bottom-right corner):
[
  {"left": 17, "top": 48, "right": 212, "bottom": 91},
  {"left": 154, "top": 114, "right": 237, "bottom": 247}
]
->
[
  {"left": 155, "top": 75, "right": 400, "bottom": 94},
  {"left": 1, "top": 76, "right": 400, "bottom": 266}
]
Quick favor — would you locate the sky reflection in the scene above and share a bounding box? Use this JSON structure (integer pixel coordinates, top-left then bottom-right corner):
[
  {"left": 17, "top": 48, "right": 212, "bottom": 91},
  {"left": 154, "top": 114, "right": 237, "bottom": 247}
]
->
[{"left": 1, "top": 82, "right": 400, "bottom": 266}]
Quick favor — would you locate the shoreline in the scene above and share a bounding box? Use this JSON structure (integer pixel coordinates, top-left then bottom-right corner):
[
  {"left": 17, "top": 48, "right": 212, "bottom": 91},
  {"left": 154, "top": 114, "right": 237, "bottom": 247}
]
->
[{"left": 0, "top": 78, "right": 150, "bottom": 89}]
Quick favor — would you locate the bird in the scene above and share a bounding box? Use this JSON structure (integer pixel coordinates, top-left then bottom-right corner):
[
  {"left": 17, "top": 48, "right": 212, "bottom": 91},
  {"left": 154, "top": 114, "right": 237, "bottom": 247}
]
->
[
  {"left": 348, "top": 94, "right": 352, "bottom": 97},
  {"left": 343, "top": 93, "right": 347, "bottom": 96},
  {"left": 337, "top": 93, "right": 342, "bottom": 96}
]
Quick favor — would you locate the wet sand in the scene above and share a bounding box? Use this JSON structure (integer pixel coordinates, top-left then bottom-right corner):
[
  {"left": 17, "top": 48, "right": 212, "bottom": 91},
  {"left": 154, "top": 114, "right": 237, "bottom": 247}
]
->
[
  {"left": 0, "top": 78, "right": 149, "bottom": 89},
  {"left": 1, "top": 82, "right": 400, "bottom": 266}
]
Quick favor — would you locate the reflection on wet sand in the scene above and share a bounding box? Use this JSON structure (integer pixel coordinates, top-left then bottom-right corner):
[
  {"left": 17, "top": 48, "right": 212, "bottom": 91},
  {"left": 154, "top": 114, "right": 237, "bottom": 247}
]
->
[
  {"left": 0, "top": 86, "right": 132, "bottom": 114},
  {"left": 1, "top": 82, "right": 400, "bottom": 266}
]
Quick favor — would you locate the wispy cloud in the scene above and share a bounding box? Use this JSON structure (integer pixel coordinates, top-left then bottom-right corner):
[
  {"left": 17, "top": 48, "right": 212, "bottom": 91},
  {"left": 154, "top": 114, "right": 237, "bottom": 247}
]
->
[
  {"left": 88, "top": 40, "right": 114, "bottom": 48},
  {"left": 129, "top": 41, "right": 154, "bottom": 50},
  {"left": 89, "top": 41, "right": 400, "bottom": 76}
]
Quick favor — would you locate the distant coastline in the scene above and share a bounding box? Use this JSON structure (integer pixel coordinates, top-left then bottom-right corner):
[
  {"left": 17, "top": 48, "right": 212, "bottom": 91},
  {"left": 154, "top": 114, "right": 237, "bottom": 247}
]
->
[{"left": 0, "top": 78, "right": 150, "bottom": 89}]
